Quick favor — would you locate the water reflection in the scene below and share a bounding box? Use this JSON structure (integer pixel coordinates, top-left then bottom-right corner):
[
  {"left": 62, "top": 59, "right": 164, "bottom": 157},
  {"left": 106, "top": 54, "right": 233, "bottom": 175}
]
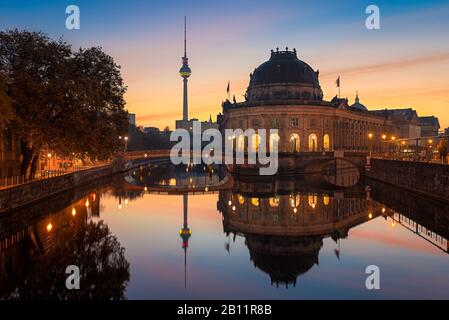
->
[
  {"left": 218, "top": 176, "right": 384, "bottom": 287},
  {"left": 1, "top": 164, "right": 449, "bottom": 299},
  {"left": 0, "top": 187, "right": 129, "bottom": 299}
]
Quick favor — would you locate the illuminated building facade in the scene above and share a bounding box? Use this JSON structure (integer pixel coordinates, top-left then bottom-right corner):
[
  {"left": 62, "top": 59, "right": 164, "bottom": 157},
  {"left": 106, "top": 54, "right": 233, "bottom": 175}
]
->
[{"left": 221, "top": 48, "right": 395, "bottom": 155}]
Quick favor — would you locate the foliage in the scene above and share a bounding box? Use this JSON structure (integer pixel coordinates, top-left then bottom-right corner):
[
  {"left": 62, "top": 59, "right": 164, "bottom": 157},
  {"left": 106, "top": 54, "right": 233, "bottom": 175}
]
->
[
  {"left": 0, "top": 30, "right": 128, "bottom": 176},
  {"left": 437, "top": 139, "right": 448, "bottom": 158},
  {"left": 0, "top": 74, "right": 13, "bottom": 129}
]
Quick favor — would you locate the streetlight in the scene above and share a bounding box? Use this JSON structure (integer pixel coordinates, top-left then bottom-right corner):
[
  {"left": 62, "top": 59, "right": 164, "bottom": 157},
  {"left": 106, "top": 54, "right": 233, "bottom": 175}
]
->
[
  {"left": 119, "top": 136, "right": 129, "bottom": 153},
  {"left": 391, "top": 136, "right": 396, "bottom": 159},
  {"left": 428, "top": 139, "right": 434, "bottom": 162}
]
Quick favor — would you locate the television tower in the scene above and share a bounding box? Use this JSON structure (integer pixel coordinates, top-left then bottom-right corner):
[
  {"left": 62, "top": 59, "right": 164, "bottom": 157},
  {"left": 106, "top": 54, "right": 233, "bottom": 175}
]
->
[
  {"left": 179, "top": 16, "right": 191, "bottom": 121},
  {"left": 179, "top": 194, "right": 192, "bottom": 288}
]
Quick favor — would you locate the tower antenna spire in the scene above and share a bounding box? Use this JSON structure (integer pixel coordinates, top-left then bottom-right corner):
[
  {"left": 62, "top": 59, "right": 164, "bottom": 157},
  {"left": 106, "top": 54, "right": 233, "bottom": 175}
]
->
[
  {"left": 179, "top": 16, "right": 191, "bottom": 122},
  {"left": 184, "top": 16, "right": 187, "bottom": 58}
]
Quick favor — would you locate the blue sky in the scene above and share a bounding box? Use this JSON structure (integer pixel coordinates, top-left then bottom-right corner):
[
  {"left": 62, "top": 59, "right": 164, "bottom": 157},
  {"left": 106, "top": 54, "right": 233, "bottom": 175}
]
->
[{"left": 1, "top": 0, "right": 449, "bottom": 129}]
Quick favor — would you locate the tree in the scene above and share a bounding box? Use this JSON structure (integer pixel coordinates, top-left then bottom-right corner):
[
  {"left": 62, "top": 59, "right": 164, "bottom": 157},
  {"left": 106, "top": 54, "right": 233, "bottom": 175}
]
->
[
  {"left": 0, "top": 30, "right": 129, "bottom": 178},
  {"left": 437, "top": 139, "right": 448, "bottom": 163},
  {"left": 53, "top": 47, "right": 128, "bottom": 160},
  {"left": 0, "top": 30, "right": 74, "bottom": 176},
  {"left": 0, "top": 74, "right": 13, "bottom": 129}
]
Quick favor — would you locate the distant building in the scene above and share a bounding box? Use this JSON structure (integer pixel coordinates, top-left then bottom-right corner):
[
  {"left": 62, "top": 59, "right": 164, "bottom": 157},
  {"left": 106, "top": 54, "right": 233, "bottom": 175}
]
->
[
  {"left": 175, "top": 116, "right": 219, "bottom": 133},
  {"left": 0, "top": 128, "right": 20, "bottom": 178},
  {"left": 419, "top": 116, "right": 440, "bottom": 138},
  {"left": 369, "top": 108, "right": 421, "bottom": 146},
  {"left": 144, "top": 127, "right": 160, "bottom": 135},
  {"left": 128, "top": 113, "right": 136, "bottom": 127}
]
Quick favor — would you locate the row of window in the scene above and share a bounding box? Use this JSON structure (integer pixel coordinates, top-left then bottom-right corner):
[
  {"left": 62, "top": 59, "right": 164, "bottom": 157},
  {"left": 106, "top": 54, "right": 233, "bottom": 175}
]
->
[
  {"left": 234, "top": 194, "right": 330, "bottom": 208},
  {"left": 243, "top": 118, "right": 331, "bottom": 129},
  {"left": 232, "top": 133, "right": 331, "bottom": 152}
]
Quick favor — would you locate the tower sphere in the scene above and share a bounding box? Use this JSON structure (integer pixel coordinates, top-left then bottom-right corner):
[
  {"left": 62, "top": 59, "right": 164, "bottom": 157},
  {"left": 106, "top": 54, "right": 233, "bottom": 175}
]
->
[{"left": 180, "top": 64, "right": 191, "bottom": 78}]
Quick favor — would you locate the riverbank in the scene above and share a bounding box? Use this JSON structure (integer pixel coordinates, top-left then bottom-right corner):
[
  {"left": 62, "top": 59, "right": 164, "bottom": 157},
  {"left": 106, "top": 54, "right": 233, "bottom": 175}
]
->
[{"left": 0, "top": 157, "right": 152, "bottom": 214}]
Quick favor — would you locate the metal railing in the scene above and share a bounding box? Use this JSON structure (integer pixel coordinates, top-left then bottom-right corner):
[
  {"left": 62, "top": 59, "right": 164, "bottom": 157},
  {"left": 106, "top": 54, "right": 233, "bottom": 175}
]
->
[{"left": 0, "top": 161, "right": 111, "bottom": 190}]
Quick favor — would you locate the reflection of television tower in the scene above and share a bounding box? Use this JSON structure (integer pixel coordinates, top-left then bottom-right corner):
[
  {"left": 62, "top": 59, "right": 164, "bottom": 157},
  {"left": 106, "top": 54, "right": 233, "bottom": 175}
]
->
[
  {"left": 179, "top": 194, "right": 192, "bottom": 288},
  {"left": 179, "top": 16, "right": 191, "bottom": 121}
]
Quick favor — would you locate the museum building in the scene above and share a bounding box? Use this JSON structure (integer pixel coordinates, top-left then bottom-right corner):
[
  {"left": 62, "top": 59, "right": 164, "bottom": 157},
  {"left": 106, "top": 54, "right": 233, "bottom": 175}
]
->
[{"left": 220, "top": 48, "right": 395, "bottom": 154}]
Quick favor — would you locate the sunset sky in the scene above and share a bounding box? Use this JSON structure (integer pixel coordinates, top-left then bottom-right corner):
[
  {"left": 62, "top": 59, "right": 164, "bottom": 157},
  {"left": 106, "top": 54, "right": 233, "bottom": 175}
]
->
[{"left": 1, "top": 0, "right": 449, "bottom": 129}]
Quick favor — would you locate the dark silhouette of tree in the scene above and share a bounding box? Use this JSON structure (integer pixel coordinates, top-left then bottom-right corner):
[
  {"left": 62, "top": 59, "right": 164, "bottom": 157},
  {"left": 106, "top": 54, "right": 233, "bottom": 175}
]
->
[
  {"left": 0, "top": 74, "right": 13, "bottom": 128},
  {"left": 437, "top": 139, "right": 448, "bottom": 163},
  {"left": 0, "top": 30, "right": 128, "bottom": 177},
  {"left": 6, "top": 220, "right": 130, "bottom": 300},
  {"left": 125, "top": 124, "right": 174, "bottom": 151}
]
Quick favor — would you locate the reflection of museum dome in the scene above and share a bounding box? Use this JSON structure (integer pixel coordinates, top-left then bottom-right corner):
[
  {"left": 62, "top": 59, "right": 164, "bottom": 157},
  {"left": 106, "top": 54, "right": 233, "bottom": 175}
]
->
[
  {"left": 246, "top": 48, "right": 323, "bottom": 102},
  {"left": 246, "top": 235, "right": 322, "bottom": 287}
]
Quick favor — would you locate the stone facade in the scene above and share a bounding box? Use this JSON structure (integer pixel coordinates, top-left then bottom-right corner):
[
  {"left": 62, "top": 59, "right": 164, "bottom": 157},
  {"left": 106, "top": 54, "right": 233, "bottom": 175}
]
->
[
  {"left": 367, "top": 158, "right": 449, "bottom": 202},
  {"left": 223, "top": 103, "right": 391, "bottom": 154},
  {"left": 221, "top": 49, "right": 395, "bottom": 157}
]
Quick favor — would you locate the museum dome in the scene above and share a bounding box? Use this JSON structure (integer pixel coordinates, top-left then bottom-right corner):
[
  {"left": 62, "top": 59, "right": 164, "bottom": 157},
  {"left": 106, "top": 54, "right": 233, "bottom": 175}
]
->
[
  {"left": 250, "top": 48, "right": 320, "bottom": 86},
  {"left": 246, "top": 48, "right": 323, "bottom": 102},
  {"left": 349, "top": 92, "right": 368, "bottom": 111}
]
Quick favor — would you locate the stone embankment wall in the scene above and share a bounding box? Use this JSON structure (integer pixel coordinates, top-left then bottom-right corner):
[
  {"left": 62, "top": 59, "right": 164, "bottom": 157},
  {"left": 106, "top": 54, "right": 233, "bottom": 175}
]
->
[
  {"left": 0, "top": 157, "right": 151, "bottom": 213},
  {"left": 366, "top": 159, "right": 449, "bottom": 203}
]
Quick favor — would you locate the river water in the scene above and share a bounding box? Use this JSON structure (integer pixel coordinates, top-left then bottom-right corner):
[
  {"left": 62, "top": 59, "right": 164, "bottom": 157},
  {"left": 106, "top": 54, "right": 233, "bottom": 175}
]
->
[{"left": 1, "top": 163, "right": 449, "bottom": 299}]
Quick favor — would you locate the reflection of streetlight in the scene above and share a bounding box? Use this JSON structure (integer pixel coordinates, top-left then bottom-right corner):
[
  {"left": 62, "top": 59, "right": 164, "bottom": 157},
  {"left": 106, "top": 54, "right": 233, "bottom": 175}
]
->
[{"left": 368, "top": 133, "right": 373, "bottom": 156}]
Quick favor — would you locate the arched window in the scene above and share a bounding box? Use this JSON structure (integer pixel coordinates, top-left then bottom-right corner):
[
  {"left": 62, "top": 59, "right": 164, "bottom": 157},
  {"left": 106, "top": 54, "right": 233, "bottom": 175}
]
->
[
  {"left": 323, "top": 134, "right": 330, "bottom": 151},
  {"left": 269, "top": 196, "right": 280, "bottom": 207},
  {"left": 289, "top": 134, "right": 300, "bottom": 152},
  {"left": 308, "top": 194, "right": 317, "bottom": 209},
  {"left": 251, "top": 134, "right": 261, "bottom": 152},
  {"left": 238, "top": 194, "right": 245, "bottom": 205},
  {"left": 251, "top": 198, "right": 260, "bottom": 207},
  {"left": 269, "top": 133, "right": 280, "bottom": 153},
  {"left": 308, "top": 134, "right": 318, "bottom": 151},
  {"left": 323, "top": 196, "right": 330, "bottom": 206},
  {"left": 237, "top": 135, "right": 245, "bottom": 152},
  {"left": 289, "top": 194, "right": 300, "bottom": 208}
]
